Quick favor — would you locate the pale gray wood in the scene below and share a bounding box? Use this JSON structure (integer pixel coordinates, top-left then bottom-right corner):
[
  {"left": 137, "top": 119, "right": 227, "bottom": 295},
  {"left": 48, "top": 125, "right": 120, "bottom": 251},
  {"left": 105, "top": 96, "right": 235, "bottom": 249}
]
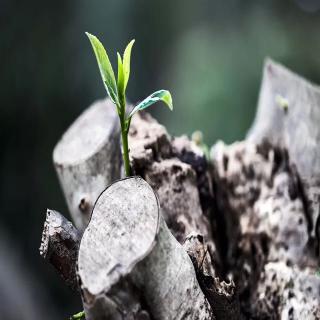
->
[
  {"left": 211, "top": 140, "right": 319, "bottom": 318},
  {"left": 39, "top": 209, "right": 81, "bottom": 290},
  {"left": 78, "top": 177, "right": 214, "bottom": 320},
  {"left": 252, "top": 261, "right": 320, "bottom": 319},
  {"left": 247, "top": 59, "right": 320, "bottom": 245},
  {"left": 53, "top": 98, "right": 121, "bottom": 230}
]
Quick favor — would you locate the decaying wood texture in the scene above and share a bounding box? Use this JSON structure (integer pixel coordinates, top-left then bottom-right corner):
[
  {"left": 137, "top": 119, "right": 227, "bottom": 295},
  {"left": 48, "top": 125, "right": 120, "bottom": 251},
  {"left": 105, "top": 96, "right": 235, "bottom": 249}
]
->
[
  {"left": 183, "top": 233, "right": 239, "bottom": 320},
  {"left": 246, "top": 60, "right": 320, "bottom": 318},
  {"left": 53, "top": 98, "right": 121, "bottom": 230},
  {"left": 248, "top": 58, "right": 320, "bottom": 253},
  {"left": 129, "top": 113, "right": 220, "bottom": 265},
  {"left": 209, "top": 59, "right": 320, "bottom": 319},
  {"left": 211, "top": 140, "right": 320, "bottom": 318},
  {"left": 78, "top": 177, "right": 214, "bottom": 320},
  {"left": 39, "top": 209, "right": 81, "bottom": 290},
  {"left": 39, "top": 59, "right": 320, "bottom": 319}
]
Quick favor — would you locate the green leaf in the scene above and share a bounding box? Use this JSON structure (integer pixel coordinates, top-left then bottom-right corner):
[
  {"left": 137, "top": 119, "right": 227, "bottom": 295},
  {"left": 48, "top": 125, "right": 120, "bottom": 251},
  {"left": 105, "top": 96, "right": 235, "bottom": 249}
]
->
[
  {"left": 128, "top": 90, "right": 173, "bottom": 119},
  {"left": 117, "top": 52, "right": 125, "bottom": 99},
  {"left": 123, "top": 39, "right": 135, "bottom": 93},
  {"left": 85, "top": 32, "right": 118, "bottom": 103},
  {"left": 70, "top": 310, "right": 85, "bottom": 320}
]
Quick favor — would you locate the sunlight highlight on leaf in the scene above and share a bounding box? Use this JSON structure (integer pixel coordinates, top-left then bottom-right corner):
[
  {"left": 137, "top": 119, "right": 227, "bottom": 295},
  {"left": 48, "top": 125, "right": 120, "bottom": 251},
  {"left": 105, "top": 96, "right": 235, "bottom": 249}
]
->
[
  {"left": 86, "top": 32, "right": 118, "bottom": 103},
  {"left": 123, "top": 39, "right": 135, "bottom": 92},
  {"left": 128, "top": 90, "right": 173, "bottom": 119}
]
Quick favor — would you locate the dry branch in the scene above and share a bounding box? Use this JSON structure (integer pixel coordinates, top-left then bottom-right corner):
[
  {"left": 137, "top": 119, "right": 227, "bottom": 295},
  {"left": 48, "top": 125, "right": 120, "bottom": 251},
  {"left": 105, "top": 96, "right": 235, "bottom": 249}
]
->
[
  {"left": 39, "top": 209, "right": 81, "bottom": 290},
  {"left": 53, "top": 98, "right": 121, "bottom": 230}
]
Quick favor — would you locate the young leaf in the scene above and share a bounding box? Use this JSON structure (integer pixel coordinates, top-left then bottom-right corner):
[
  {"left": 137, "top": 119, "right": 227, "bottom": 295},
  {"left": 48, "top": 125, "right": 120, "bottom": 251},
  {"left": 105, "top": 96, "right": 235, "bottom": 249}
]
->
[
  {"left": 128, "top": 90, "right": 173, "bottom": 119},
  {"left": 123, "top": 39, "right": 135, "bottom": 92},
  {"left": 117, "top": 52, "right": 125, "bottom": 99},
  {"left": 85, "top": 32, "right": 118, "bottom": 103},
  {"left": 70, "top": 310, "right": 85, "bottom": 320}
]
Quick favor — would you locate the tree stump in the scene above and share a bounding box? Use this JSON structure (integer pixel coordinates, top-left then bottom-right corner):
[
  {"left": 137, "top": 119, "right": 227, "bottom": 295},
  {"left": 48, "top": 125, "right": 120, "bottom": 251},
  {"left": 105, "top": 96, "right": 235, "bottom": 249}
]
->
[{"left": 40, "top": 59, "right": 320, "bottom": 319}]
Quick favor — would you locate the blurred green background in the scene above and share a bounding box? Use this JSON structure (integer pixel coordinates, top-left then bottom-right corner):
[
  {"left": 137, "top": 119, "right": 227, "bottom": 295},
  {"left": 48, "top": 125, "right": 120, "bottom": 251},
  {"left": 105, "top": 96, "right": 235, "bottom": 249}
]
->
[{"left": 1, "top": 0, "right": 320, "bottom": 318}]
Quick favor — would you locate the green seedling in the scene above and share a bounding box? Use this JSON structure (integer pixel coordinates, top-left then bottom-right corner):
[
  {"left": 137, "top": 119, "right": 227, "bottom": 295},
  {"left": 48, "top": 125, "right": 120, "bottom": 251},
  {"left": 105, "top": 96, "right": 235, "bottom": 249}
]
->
[
  {"left": 86, "top": 33, "right": 173, "bottom": 176},
  {"left": 275, "top": 94, "right": 289, "bottom": 112},
  {"left": 192, "top": 130, "right": 210, "bottom": 160},
  {"left": 69, "top": 310, "right": 85, "bottom": 320}
]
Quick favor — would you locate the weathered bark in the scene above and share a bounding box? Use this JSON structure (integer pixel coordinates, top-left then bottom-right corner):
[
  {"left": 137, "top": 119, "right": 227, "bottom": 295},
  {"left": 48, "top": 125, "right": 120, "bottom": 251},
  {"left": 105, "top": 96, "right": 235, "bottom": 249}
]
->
[
  {"left": 78, "top": 177, "right": 214, "bottom": 320},
  {"left": 247, "top": 58, "right": 320, "bottom": 254},
  {"left": 208, "top": 59, "right": 320, "bottom": 318},
  {"left": 252, "top": 262, "right": 320, "bottom": 319},
  {"left": 53, "top": 98, "right": 121, "bottom": 230},
  {"left": 129, "top": 113, "right": 221, "bottom": 269},
  {"left": 183, "top": 233, "right": 240, "bottom": 320},
  {"left": 39, "top": 209, "right": 81, "bottom": 290},
  {"left": 211, "top": 139, "right": 320, "bottom": 318}
]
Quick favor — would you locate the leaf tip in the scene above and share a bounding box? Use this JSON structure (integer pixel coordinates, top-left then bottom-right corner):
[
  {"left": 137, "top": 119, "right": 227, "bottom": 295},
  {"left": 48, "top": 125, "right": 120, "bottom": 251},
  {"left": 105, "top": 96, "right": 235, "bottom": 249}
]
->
[
  {"left": 162, "top": 90, "right": 173, "bottom": 110},
  {"left": 85, "top": 31, "right": 94, "bottom": 39}
]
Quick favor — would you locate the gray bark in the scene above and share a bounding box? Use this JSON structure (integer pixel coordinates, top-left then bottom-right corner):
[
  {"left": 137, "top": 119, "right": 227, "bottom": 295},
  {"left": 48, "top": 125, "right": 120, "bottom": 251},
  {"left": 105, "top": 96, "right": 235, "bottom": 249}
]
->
[
  {"left": 211, "top": 140, "right": 320, "bottom": 319},
  {"left": 247, "top": 58, "right": 320, "bottom": 251},
  {"left": 53, "top": 98, "right": 121, "bottom": 231},
  {"left": 129, "top": 113, "right": 221, "bottom": 270},
  {"left": 209, "top": 59, "right": 320, "bottom": 319},
  {"left": 78, "top": 177, "right": 214, "bottom": 320},
  {"left": 39, "top": 209, "right": 81, "bottom": 290},
  {"left": 183, "top": 233, "right": 240, "bottom": 320}
]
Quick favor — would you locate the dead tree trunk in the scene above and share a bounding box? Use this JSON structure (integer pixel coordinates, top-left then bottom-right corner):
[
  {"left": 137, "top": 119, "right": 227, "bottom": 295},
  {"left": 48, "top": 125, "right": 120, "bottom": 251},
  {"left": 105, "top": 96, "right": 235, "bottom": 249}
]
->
[{"left": 40, "top": 59, "right": 320, "bottom": 319}]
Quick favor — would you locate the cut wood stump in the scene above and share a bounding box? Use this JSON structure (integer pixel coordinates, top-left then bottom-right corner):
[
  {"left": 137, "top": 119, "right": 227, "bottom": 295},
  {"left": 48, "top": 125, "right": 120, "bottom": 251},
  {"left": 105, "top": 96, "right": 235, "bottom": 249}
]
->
[
  {"left": 53, "top": 98, "right": 121, "bottom": 231},
  {"left": 39, "top": 59, "right": 320, "bottom": 319},
  {"left": 78, "top": 177, "right": 214, "bottom": 320}
]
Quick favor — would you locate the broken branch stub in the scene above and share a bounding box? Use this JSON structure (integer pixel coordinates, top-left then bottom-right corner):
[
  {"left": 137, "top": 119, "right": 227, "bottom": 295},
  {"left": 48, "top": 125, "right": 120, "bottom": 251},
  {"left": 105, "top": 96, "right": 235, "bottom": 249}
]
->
[
  {"left": 78, "top": 177, "right": 214, "bottom": 320},
  {"left": 53, "top": 98, "right": 121, "bottom": 231},
  {"left": 39, "top": 209, "right": 81, "bottom": 290}
]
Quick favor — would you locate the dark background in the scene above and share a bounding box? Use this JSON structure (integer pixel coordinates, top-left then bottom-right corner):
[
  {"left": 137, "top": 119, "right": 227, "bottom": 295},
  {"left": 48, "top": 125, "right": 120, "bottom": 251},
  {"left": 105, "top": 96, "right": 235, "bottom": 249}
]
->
[{"left": 1, "top": 0, "right": 320, "bottom": 318}]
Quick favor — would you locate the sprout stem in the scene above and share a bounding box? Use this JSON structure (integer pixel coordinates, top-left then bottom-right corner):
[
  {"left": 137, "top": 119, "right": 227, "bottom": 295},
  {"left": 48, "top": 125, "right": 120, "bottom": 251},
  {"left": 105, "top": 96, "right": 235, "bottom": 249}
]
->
[{"left": 120, "top": 113, "right": 131, "bottom": 176}]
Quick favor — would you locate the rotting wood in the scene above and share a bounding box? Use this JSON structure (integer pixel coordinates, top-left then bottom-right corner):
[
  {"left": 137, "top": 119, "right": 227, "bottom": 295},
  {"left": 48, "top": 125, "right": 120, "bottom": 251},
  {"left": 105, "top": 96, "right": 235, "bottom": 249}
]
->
[
  {"left": 248, "top": 58, "right": 320, "bottom": 255},
  {"left": 129, "top": 113, "right": 221, "bottom": 272},
  {"left": 211, "top": 139, "right": 320, "bottom": 318},
  {"left": 39, "top": 59, "right": 320, "bottom": 319},
  {"left": 183, "top": 233, "right": 240, "bottom": 320}
]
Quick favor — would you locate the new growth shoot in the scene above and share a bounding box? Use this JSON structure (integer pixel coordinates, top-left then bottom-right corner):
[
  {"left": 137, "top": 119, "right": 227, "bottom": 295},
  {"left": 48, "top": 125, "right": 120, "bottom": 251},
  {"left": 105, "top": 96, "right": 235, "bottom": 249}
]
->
[{"left": 86, "top": 33, "right": 173, "bottom": 176}]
